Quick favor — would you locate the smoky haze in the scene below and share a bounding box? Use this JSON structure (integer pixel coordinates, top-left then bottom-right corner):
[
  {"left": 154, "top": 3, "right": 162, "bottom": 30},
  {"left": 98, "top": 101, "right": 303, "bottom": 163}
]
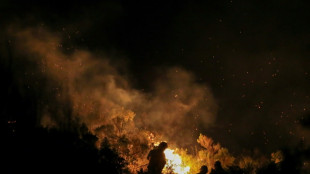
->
[
  {"left": 1, "top": 0, "right": 310, "bottom": 161},
  {"left": 8, "top": 27, "right": 218, "bottom": 149}
]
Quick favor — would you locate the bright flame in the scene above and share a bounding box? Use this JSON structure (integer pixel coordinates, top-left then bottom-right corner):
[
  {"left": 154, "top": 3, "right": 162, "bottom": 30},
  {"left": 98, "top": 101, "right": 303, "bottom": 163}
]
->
[{"left": 163, "top": 148, "right": 190, "bottom": 174}]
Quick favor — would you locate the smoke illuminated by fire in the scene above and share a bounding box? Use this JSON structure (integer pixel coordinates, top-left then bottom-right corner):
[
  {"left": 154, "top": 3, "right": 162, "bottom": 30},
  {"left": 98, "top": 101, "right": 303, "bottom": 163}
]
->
[
  {"left": 7, "top": 26, "right": 220, "bottom": 173},
  {"left": 6, "top": 26, "right": 279, "bottom": 174}
]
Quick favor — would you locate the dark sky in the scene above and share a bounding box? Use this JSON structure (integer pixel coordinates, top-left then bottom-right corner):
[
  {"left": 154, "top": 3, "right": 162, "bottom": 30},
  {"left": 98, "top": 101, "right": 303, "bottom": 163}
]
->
[{"left": 2, "top": 0, "right": 310, "bottom": 154}]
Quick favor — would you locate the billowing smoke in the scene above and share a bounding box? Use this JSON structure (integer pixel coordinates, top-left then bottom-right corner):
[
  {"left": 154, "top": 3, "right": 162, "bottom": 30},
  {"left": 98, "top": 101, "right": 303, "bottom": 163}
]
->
[{"left": 7, "top": 26, "right": 218, "bottom": 171}]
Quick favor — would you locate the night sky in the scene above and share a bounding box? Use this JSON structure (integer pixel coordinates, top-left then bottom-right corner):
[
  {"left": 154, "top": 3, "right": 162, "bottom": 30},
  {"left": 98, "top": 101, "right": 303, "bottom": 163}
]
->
[{"left": 2, "top": 0, "right": 310, "bottom": 156}]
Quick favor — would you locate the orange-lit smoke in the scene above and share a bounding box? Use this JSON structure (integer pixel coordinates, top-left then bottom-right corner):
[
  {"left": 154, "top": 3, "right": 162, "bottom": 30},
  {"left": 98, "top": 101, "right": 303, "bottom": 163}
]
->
[{"left": 8, "top": 26, "right": 220, "bottom": 173}]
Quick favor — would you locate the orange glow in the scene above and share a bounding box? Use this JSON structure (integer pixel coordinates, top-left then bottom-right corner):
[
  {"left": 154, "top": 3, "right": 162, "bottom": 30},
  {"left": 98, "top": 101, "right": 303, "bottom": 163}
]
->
[{"left": 163, "top": 148, "right": 190, "bottom": 174}]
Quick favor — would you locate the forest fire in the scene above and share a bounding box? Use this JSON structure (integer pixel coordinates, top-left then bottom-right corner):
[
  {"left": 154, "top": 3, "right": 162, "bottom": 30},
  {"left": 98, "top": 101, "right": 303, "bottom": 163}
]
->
[
  {"left": 5, "top": 23, "right": 310, "bottom": 174},
  {"left": 163, "top": 148, "right": 190, "bottom": 174},
  {"left": 149, "top": 134, "right": 237, "bottom": 174}
]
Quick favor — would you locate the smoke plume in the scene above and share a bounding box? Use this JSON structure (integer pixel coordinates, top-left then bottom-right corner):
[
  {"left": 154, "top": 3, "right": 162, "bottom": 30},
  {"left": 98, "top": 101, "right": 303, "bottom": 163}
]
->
[{"left": 7, "top": 26, "right": 218, "bottom": 170}]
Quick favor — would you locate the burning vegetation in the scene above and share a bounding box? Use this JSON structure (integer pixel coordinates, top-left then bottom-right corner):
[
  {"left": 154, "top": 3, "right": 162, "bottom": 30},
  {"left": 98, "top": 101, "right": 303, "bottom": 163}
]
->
[{"left": 1, "top": 26, "right": 310, "bottom": 174}]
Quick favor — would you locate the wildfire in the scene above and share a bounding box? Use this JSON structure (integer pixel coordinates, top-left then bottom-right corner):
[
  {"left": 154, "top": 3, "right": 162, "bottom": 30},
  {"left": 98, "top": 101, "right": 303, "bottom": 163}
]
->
[{"left": 163, "top": 148, "right": 190, "bottom": 174}]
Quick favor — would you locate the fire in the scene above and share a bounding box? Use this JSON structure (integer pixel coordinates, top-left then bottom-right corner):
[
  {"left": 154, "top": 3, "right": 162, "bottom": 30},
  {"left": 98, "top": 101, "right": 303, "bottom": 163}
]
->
[{"left": 163, "top": 148, "right": 190, "bottom": 174}]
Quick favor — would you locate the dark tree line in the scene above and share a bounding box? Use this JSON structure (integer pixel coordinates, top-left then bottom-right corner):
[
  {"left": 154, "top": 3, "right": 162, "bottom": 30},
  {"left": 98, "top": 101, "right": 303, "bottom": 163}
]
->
[
  {"left": 2, "top": 121, "right": 128, "bottom": 174},
  {"left": 0, "top": 48, "right": 128, "bottom": 174}
]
